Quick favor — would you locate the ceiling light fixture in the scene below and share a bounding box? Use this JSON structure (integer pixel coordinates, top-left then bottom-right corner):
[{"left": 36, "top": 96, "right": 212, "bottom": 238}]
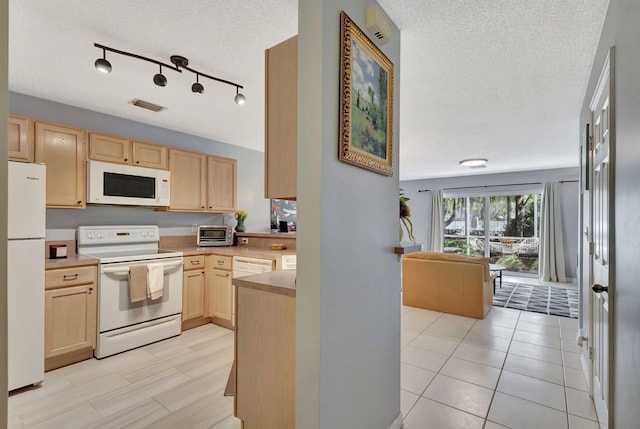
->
[
  {"left": 94, "top": 48, "right": 112, "bottom": 73},
  {"left": 234, "top": 87, "right": 246, "bottom": 105},
  {"left": 94, "top": 43, "right": 245, "bottom": 105},
  {"left": 459, "top": 158, "right": 488, "bottom": 167},
  {"left": 191, "top": 74, "right": 204, "bottom": 94},
  {"left": 153, "top": 65, "right": 167, "bottom": 87}
]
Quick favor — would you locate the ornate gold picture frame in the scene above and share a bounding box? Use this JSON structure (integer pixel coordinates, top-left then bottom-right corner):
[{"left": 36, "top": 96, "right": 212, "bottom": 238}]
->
[{"left": 339, "top": 11, "right": 394, "bottom": 176}]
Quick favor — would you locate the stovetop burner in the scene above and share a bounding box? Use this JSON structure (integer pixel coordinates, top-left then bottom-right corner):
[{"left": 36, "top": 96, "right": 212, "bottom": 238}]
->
[{"left": 77, "top": 225, "right": 183, "bottom": 263}]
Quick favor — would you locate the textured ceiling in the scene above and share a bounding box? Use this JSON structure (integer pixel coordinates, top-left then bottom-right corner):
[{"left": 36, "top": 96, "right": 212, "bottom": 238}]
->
[{"left": 8, "top": 0, "right": 609, "bottom": 180}]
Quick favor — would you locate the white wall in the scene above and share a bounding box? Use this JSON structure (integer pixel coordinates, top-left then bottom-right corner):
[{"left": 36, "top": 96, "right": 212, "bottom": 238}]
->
[
  {"left": 297, "top": 1, "right": 402, "bottom": 428},
  {"left": 401, "top": 167, "right": 580, "bottom": 279},
  {"left": 580, "top": 0, "right": 640, "bottom": 426},
  {"left": 9, "top": 92, "right": 270, "bottom": 235},
  {"left": 1, "top": 0, "right": 9, "bottom": 422}
]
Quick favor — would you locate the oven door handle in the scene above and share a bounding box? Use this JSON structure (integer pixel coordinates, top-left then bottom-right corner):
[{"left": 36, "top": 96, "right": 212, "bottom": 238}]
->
[{"left": 102, "top": 260, "right": 183, "bottom": 275}]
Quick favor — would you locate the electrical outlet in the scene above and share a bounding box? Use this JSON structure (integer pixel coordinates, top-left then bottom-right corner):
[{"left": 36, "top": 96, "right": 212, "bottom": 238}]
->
[
  {"left": 191, "top": 224, "right": 198, "bottom": 233},
  {"left": 240, "top": 237, "right": 249, "bottom": 244}
]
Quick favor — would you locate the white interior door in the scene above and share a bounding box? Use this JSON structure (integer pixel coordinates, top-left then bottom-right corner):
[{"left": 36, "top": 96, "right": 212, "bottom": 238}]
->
[{"left": 589, "top": 48, "right": 614, "bottom": 428}]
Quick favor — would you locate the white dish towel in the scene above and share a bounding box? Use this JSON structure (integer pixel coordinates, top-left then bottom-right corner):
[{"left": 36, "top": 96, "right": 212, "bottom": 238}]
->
[{"left": 147, "top": 263, "right": 164, "bottom": 300}]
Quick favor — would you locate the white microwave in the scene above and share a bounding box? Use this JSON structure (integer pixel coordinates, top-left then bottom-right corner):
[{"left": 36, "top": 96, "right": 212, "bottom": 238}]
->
[{"left": 87, "top": 160, "right": 171, "bottom": 206}]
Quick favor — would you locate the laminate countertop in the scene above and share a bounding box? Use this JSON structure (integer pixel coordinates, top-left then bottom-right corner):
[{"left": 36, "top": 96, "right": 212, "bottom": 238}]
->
[
  {"left": 232, "top": 270, "right": 296, "bottom": 297},
  {"left": 162, "top": 246, "right": 296, "bottom": 260},
  {"left": 45, "top": 254, "right": 99, "bottom": 270}
]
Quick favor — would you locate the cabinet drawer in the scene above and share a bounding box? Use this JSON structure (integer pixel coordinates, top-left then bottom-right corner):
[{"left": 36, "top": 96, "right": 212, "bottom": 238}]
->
[
  {"left": 46, "top": 266, "right": 97, "bottom": 289},
  {"left": 184, "top": 255, "right": 206, "bottom": 270},
  {"left": 211, "top": 255, "right": 232, "bottom": 271}
]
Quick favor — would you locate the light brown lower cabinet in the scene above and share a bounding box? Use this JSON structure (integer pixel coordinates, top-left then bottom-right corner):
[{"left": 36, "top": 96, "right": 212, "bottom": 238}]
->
[
  {"left": 182, "top": 255, "right": 208, "bottom": 331},
  {"left": 44, "top": 266, "right": 97, "bottom": 371},
  {"left": 209, "top": 255, "right": 234, "bottom": 329},
  {"left": 235, "top": 286, "right": 295, "bottom": 428}
]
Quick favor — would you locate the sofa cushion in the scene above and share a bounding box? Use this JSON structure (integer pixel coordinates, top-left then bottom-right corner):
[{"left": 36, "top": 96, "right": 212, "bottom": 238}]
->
[{"left": 404, "top": 251, "right": 490, "bottom": 281}]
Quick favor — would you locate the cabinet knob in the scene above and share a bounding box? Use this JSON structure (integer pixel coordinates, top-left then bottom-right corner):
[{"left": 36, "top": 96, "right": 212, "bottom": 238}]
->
[
  {"left": 77, "top": 200, "right": 82, "bottom": 204},
  {"left": 89, "top": 287, "right": 93, "bottom": 293},
  {"left": 136, "top": 160, "right": 140, "bottom": 164},
  {"left": 201, "top": 206, "right": 205, "bottom": 209},
  {"left": 124, "top": 158, "right": 128, "bottom": 162},
  {"left": 209, "top": 206, "right": 212, "bottom": 209}
]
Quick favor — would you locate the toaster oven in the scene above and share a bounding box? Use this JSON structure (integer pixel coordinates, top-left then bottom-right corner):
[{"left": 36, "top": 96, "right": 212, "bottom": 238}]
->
[{"left": 197, "top": 225, "right": 233, "bottom": 247}]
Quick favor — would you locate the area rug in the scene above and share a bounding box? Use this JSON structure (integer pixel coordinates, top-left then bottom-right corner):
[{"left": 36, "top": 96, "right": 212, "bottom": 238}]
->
[{"left": 493, "top": 281, "right": 579, "bottom": 318}]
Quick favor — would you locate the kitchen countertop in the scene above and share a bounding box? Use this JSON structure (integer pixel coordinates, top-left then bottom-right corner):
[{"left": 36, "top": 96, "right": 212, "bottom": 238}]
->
[
  {"left": 232, "top": 270, "right": 296, "bottom": 297},
  {"left": 45, "top": 254, "right": 99, "bottom": 270},
  {"left": 163, "top": 245, "right": 296, "bottom": 260},
  {"left": 44, "top": 245, "right": 294, "bottom": 270}
]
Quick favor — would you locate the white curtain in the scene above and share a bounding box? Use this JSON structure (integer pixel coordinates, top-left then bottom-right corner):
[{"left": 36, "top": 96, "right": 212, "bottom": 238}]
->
[
  {"left": 429, "top": 189, "right": 444, "bottom": 252},
  {"left": 539, "top": 182, "right": 567, "bottom": 282}
]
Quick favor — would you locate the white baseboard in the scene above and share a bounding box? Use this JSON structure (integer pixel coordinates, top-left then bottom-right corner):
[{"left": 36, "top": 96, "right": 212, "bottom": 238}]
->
[{"left": 388, "top": 412, "right": 403, "bottom": 429}]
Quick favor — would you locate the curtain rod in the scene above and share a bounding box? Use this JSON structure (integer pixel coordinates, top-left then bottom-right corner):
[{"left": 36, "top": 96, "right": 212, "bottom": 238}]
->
[{"left": 417, "top": 179, "right": 578, "bottom": 193}]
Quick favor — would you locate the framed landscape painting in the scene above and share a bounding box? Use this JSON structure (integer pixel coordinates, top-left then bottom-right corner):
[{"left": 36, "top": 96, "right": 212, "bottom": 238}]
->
[{"left": 339, "top": 11, "right": 394, "bottom": 176}]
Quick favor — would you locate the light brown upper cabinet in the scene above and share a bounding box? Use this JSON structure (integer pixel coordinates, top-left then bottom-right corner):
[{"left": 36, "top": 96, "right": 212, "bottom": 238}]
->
[
  {"left": 167, "top": 149, "right": 237, "bottom": 213},
  {"left": 264, "top": 35, "right": 298, "bottom": 200},
  {"left": 8, "top": 115, "right": 34, "bottom": 162},
  {"left": 89, "top": 132, "right": 167, "bottom": 169},
  {"left": 168, "top": 148, "right": 207, "bottom": 211},
  {"left": 207, "top": 155, "right": 237, "bottom": 212},
  {"left": 35, "top": 121, "right": 86, "bottom": 208}
]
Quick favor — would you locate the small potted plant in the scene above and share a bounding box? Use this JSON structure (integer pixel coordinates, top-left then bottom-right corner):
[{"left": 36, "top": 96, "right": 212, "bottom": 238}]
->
[
  {"left": 400, "top": 195, "right": 415, "bottom": 243},
  {"left": 234, "top": 210, "right": 248, "bottom": 232}
]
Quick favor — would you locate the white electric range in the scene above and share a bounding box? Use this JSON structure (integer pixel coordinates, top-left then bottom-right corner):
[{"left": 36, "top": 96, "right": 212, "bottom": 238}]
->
[{"left": 77, "top": 225, "right": 183, "bottom": 358}]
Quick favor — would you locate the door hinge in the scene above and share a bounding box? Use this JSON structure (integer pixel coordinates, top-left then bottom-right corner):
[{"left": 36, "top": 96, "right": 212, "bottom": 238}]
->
[
  {"left": 589, "top": 346, "right": 594, "bottom": 360},
  {"left": 589, "top": 242, "right": 594, "bottom": 255},
  {"left": 589, "top": 135, "right": 594, "bottom": 150}
]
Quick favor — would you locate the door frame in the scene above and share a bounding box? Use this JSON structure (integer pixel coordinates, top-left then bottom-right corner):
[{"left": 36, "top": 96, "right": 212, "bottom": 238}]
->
[{"left": 587, "top": 46, "right": 615, "bottom": 428}]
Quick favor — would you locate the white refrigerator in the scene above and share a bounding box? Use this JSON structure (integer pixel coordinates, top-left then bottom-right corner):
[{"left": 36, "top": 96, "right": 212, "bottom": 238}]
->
[{"left": 7, "top": 161, "right": 46, "bottom": 391}]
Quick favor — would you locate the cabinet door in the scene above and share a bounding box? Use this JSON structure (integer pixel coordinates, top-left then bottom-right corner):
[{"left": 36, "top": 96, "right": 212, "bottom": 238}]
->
[
  {"left": 8, "top": 115, "right": 34, "bottom": 162},
  {"left": 133, "top": 141, "right": 168, "bottom": 169},
  {"left": 169, "top": 149, "right": 206, "bottom": 211},
  {"left": 35, "top": 121, "right": 86, "bottom": 208},
  {"left": 207, "top": 156, "right": 237, "bottom": 212},
  {"left": 211, "top": 268, "right": 233, "bottom": 322},
  {"left": 45, "top": 284, "right": 97, "bottom": 358},
  {"left": 88, "top": 132, "right": 131, "bottom": 165},
  {"left": 182, "top": 269, "right": 206, "bottom": 321},
  {"left": 265, "top": 36, "right": 297, "bottom": 200}
]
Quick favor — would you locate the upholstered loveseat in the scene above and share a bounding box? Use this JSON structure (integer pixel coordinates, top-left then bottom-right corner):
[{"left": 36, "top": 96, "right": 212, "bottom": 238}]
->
[{"left": 402, "top": 252, "right": 494, "bottom": 319}]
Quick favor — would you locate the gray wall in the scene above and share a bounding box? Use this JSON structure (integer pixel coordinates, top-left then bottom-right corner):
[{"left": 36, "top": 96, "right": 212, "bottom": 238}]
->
[
  {"left": 8, "top": 92, "right": 271, "bottom": 234},
  {"left": 1, "top": 0, "right": 9, "bottom": 422},
  {"left": 579, "top": 0, "right": 640, "bottom": 426},
  {"left": 297, "top": 1, "right": 401, "bottom": 428},
  {"left": 401, "top": 167, "right": 580, "bottom": 279}
]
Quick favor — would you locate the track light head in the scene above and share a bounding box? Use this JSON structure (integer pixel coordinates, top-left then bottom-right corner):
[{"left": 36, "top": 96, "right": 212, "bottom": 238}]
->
[
  {"left": 234, "top": 88, "right": 246, "bottom": 105},
  {"left": 191, "top": 82, "right": 204, "bottom": 94},
  {"left": 191, "top": 75, "right": 204, "bottom": 94},
  {"left": 94, "top": 49, "right": 112, "bottom": 73},
  {"left": 153, "top": 65, "right": 167, "bottom": 87}
]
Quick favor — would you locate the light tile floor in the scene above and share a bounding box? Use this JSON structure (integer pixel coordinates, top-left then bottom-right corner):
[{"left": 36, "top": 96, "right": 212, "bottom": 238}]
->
[
  {"left": 8, "top": 324, "right": 241, "bottom": 428},
  {"left": 9, "top": 277, "right": 596, "bottom": 429},
  {"left": 401, "top": 277, "right": 599, "bottom": 429}
]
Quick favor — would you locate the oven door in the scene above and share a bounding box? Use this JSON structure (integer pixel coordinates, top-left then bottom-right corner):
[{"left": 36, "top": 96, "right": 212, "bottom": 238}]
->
[{"left": 98, "top": 257, "right": 183, "bottom": 332}]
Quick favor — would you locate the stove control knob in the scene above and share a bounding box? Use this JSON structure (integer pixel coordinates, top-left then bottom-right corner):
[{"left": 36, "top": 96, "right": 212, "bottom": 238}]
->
[
  {"left": 97, "top": 233, "right": 104, "bottom": 239},
  {"left": 141, "top": 231, "right": 147, "bottom": 237},
  {"left": 87, "top": 232, "right": 94, "bottom": 239},
  {"left": 148, "top": 230, "right": 155, "bottom": 237}
]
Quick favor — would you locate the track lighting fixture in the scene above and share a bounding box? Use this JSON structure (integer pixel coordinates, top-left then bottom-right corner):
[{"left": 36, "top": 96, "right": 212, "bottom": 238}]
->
[
  {"left": 234, "top": 87, "right": 246, "bottom": 105},
  {"left": 94, "top": 43, "right": 245, "bottom": 104},
  {"left": 153, "top": 65, "right": 167, "bottom": 87},
  {"left": 94, "top": 48, "right": 112, "bottom": 73},
  {"left": 191, "top": 74, "right": 204, "bottom": 94}
]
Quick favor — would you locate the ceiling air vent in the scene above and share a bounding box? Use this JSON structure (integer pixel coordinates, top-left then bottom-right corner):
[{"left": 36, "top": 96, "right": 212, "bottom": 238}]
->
[{"left": 129, "top": 98, "right": 167, "bottom": 112}]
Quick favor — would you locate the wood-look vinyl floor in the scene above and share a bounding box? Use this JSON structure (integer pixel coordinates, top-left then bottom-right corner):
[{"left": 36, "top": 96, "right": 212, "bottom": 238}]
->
[{"left": 8, "top": 324, "right": 240, "bottom": 429}]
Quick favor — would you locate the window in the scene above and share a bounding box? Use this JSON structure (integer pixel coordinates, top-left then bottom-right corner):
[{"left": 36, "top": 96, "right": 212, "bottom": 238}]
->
[
  {"left": 443, "top": 192, "right": 541, "bottom": 274},
  {"left": 270, "top": 199, "right": 297, "bottom": 232}
]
